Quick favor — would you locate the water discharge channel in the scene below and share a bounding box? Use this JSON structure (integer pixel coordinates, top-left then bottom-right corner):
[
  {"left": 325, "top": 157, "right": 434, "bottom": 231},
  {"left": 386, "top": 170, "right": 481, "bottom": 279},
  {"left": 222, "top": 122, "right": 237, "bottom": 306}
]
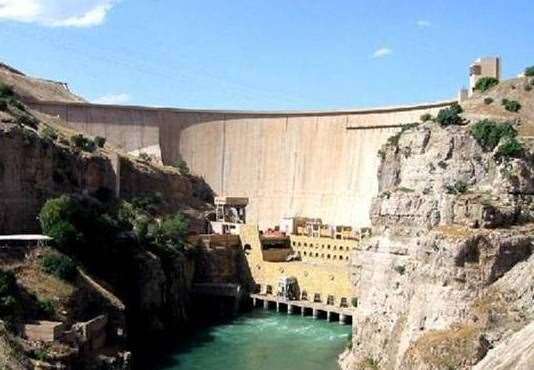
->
[{"left": 151, "top": 309, "right": 351, "bottom": 370}]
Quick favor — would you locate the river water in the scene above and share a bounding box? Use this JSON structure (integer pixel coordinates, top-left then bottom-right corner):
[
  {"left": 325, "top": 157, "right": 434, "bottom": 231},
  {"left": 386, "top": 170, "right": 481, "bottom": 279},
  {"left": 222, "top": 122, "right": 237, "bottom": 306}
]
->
[{"left": 151, "top": 309, "right": 351, "bottom": 370}]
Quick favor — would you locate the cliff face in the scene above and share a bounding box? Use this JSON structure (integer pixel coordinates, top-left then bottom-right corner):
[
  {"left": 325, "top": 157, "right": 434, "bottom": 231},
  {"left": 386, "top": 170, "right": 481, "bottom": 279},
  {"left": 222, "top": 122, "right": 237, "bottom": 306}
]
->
[
  {"left": 345, "top": 110, "right": 534, "bottom": 369},
  {"left": 0, "top": 122, "right": 116, "bottom": 234}
]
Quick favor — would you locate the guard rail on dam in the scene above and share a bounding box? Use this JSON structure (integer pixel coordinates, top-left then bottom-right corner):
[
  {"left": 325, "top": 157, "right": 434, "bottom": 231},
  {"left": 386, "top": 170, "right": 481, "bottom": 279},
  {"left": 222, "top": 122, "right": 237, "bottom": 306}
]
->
[{"left": 26, "top": 98, "right": 455, "bottom": 229}]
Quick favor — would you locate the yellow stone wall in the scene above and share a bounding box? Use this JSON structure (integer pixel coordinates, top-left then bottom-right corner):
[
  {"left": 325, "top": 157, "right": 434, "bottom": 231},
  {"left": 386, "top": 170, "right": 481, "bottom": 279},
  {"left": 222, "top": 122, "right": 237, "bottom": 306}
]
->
[{"left": 240, "top": 225, "right": 355, "bottom": 306}]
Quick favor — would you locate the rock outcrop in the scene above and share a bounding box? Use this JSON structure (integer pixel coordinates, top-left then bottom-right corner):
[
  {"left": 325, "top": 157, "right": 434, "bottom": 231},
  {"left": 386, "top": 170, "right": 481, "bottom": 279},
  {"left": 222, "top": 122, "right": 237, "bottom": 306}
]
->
[{"left": 344, "top": 97, "right": 534, "bottom": 369}]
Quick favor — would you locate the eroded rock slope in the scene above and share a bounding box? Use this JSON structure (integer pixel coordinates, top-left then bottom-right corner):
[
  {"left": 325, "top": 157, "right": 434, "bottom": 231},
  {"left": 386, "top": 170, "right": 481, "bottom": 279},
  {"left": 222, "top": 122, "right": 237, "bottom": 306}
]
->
[{"left": 343, "top": 78, "right": 534, "bottom": 370}]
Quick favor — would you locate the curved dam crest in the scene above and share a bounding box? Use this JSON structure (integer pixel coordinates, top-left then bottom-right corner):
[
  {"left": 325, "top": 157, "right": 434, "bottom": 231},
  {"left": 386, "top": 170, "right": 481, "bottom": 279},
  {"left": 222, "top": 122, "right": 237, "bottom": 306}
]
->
[{"left": 28, "top": 99, "right": 454, "bottom": 229}]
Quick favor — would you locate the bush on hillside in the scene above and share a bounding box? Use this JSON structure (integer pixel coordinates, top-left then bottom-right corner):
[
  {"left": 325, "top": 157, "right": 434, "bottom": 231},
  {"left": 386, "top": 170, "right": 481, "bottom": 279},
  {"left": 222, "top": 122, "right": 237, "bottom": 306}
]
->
[
  {"left": 70, "top": 134, "right": 96, "bottom": 152},
  {"left": 502, "top": 98, "right": 521, "bottom": 113},
  {"left": 15, "top": 115, "right": 38, "bottom": 130},
  {"left": 474, "top": 77, "right": 499, "bottom": 92},
  {"left": 496, "top": 137, "right": 523, "bottom": 158},
  {"left": 41, "top": 126, "right": 58, "bottom": 142},
  {"left": 525, "top": 66, "right": 534, "bottom": 77},
  {"left": 0, "top": 270, "right": 22, "bottom": 321},
  {"left": 435, "top": 103, "right": 463, "bottom": 126},
  {"left": 40, "top": 253, "right": 77, "bottom": 282},
  {"left": 484, "top": 97, "right": 494, "bottom": 105},
  {"left": 0, "top": 83, "right": 14, "bottom": 98},
  {"left": 175, "top": 159, "right": 191, "bottom": 176},
  {"left": 470, "top": 120, "right": 517, "bottom": 151},
  {"left": 138, "top": 152, "right": 151, "bottom": 162},
  {"left": 420, "top": 113, "right": 433, "bottom": 122},
  {"left": 446, "top": 180, "right": 468, "bottom": 194},
  {"left": 94, "top": 136, "right": 106, "bottom": 148},
  {"left": 40, "top": 193, "right": 189, "bottom": 273}
]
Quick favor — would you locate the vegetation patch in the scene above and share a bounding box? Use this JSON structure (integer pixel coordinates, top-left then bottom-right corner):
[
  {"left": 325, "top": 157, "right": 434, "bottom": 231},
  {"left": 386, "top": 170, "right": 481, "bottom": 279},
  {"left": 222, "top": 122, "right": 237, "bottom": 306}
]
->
[
  {"left": 41, "top": 126, "right": 58, "bottom": 142},
  {"left": 0, "top": 270, "right": 22, "bottom": 323},
  {"left": 70, "top": 134, "right": 97, "bottom": 153},
  {"left": 525, "top": 66, "right": 534, "bottom": 77},
  {"left": 39, "top": 193, "right": 189, "bottom": 274},
  {"left": 501, "top": 98, "right": 521, "bottom": 113},
  {"left": 138, "top": 152, "right": 152, "bottom": 162},
  {"left": 175, "top": 159, "right": 191, "bottom": 176},
  {"left": 473, "top": 77, "right": 499, "bottom": 92},
  {"left": 420, "top": 113, "right": 432, "bottom": 122},
  {"left": 435, "top": 103, "right": 463, "bottom": 126},
  {"left": 470, "top": 120, "right": 517, "bottom": 150},
  {"left": 40, "top": 253, "right": 77, "bottom": 282},
  {"left": 446, "top": 180, "right": 468, "bottom": 194},
  {"left": 483, "top": 97, "right": 494, "bottom": 105},
  {"left": 94, "top": 136, "right": 106, "bottom": 148},
  {"left": 496, "top": 137, "right": 523, "bottom": 158}
]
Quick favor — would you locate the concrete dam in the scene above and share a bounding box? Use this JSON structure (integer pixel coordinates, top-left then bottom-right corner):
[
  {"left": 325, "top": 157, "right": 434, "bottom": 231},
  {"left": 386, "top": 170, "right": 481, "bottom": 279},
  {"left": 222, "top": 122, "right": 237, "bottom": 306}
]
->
[{"left": 28, "top": 99, "right": 454, "bottom": 229}]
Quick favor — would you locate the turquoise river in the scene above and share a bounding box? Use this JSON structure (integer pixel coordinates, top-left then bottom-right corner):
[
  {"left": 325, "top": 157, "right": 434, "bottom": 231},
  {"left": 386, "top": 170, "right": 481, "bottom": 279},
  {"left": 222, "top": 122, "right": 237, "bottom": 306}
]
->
[{"left": 151, "top": 310, "right": 351, "bottom": 370}]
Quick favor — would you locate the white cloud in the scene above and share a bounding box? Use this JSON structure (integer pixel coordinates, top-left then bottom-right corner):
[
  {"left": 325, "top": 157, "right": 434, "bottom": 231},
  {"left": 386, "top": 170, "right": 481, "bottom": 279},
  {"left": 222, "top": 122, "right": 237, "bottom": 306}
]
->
[
  {"left": 371, "top": 47, "right": 392, "bottom": 59},
  {"left": 0, "top": 0, "right": 119, "bottom": 27},
  {"left": 416, "top": 20, "right": 431, "bottom": 28},
  {"left": 94, "top": 93, "right": 130, "bottom": 105}
]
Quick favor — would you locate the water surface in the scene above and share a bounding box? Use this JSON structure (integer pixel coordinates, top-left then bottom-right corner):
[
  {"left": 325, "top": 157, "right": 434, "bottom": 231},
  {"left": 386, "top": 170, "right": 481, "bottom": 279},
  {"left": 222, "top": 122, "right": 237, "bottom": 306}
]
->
[{"left": 153, "top": 310, "right": 351, "bottom": 370}]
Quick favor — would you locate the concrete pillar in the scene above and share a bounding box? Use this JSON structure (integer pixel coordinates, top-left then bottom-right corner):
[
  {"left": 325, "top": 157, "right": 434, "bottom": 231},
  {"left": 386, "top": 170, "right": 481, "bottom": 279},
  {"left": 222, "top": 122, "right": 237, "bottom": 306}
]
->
[
  {"left": 276, "top": 302, "right": 280, "bottom": 312},
  {"left": 339, "top": 314, "right": 348, "bottom": 325},
  {"left": 288, "top": 304, "right": 294, "bottom": 314},
  {"left": 312, "top": 309, "right": 319, "bottom": 320},
  {"left": 263, "top": 300, "right": 269, "bottom": 310},
  {"left": 327, "top": 311, "right": 332, "bottom": 322},
  {"left": 252, "top": 297, "right": 257, "bottom": 307},
  {"left": 301, "top": 307, "right": 306, "bottom": 317}
]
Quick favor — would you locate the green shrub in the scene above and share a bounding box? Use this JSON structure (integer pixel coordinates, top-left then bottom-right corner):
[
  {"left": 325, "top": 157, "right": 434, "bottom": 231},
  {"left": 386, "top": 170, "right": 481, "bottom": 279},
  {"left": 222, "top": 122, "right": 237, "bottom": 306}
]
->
[
  {"left": 41, "top": 126, "right": 58, "bottom": 142},
  {"left": 0, "top": 270, "right": 22, "bottom": 321},
  {"left": 138, "top": 152, "right": 151, "bottom": 162},
  {"left": 525, "top": 66, "right": 534, "bottom": 77},
  {"left": 394, "top": 265, "right": 406, "bottom": 275},
  {"left": 420, "top": 113, "right": 432, "bottom": 122},
  {"left": 474, "top": 77, "right": 499, "bottom": 92},
  {"left": 496, "top": 137, "right": 523, "bottom": 158},
  {"left": 70, "top": 134, "right": 97, "bottom": 152},
  {"left": 435, "top": 103, "right": 463, "bottom": 126},
  {"left": 39, "top": 195, "right": 84, "bottom": 252},
  {"left": 0, "top": 99, "right": 7, "bottom": 111},
  {"left": 15, "top": 114, "right": 38, "bottom": 129},
  {"left": 152, "top": 213, "right": 189, "bottom": 251},
  {"left": 398, "top": 187, "right": 414, "bottom": 193},
  {"left": 470, "top": 120, "right": 517, "bottom": 151},
  {"left": 446, "top": 181, "right": 468, "bottom": 194},
  {"left": 38, "top": 299, "right": 55, "bottom": 316},
  {"left": 0, "top": 83, "right": 14, "bottom": 98},
  {"left": 175, "top": 159, "right": 191, "bottom": 176},
  {"left": 502, "top": 99, "right": 521, "bottom": 113},
  {"left": 351, "top": 297, "right": 358, "bottom": 307},
  {"left": 41, "top": 253, "right": 77, "bottom": 281},
  {"left": 484, "top": 97, "right": 494, "bottom": 105},
  {"left": 525, "top": 84, "right": 532, "bottom": 92},
  {"left": 94, "top": 136, "right": 106, "bottom": 148}
]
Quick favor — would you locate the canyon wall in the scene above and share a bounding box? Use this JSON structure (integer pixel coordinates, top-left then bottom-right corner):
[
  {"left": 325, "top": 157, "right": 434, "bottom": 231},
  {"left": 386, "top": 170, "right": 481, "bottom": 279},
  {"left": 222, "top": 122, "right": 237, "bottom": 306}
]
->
[{"left": 28, "top": 100, "right": 454, "bottom": 229}]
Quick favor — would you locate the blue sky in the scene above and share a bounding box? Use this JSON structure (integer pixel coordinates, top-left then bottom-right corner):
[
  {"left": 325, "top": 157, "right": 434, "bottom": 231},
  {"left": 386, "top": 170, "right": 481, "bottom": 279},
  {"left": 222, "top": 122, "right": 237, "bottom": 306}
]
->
[{"left": 0, "top": 0, "right": 532, "bottom": 110}]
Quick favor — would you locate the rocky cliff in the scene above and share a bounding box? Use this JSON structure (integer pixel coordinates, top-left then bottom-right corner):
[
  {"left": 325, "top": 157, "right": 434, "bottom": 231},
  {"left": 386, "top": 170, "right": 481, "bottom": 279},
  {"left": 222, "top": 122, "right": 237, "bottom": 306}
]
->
[{"left": 343, "top": 78, "right": 534, "bottom": 369}]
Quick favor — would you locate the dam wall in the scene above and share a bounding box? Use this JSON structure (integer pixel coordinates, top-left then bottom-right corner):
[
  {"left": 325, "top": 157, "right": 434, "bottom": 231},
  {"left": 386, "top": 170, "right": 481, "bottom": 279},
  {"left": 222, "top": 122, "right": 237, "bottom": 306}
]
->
[{"left": 27, "top": 100, "right": 454, "bottom": 229}]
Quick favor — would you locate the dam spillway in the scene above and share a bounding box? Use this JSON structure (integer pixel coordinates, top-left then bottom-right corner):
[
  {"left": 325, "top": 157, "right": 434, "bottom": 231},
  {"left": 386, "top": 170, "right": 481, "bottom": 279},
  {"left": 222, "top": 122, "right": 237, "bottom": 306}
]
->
[{"left": 27, "top": 99, "right": 454, "bottom": 229}]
